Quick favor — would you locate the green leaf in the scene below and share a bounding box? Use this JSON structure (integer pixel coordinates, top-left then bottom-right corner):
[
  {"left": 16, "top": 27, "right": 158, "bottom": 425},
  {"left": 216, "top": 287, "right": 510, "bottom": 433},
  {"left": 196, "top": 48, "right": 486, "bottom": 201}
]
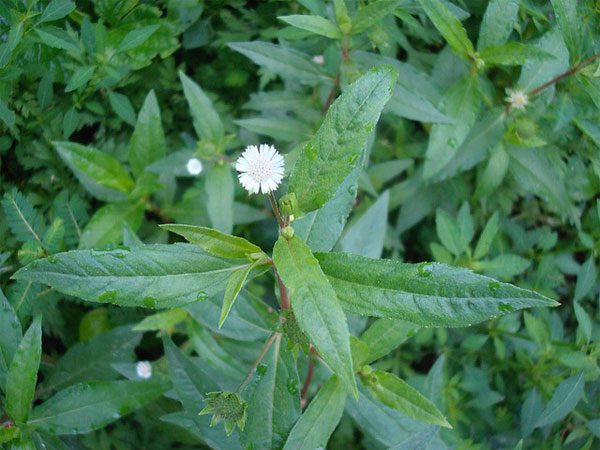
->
[
  {"left": 550, "top": 0, "right": 581, "bottom": 61},
  {"left": 480, "top": 42, "right": 555, "bottom": 66},
  {"left": 79, "top": 200, "right": 145, "bottom": 248},
  {"left": 521, "top": 388, "right": 543, "bottom": 437},
  {"left": 206, "top": 164, "right": 234, "bottom": 234},
  {"left": 518, "top": 29, "right": 569, "bottom": 92},
  {"left": 235, "top": 117, "right": 311, "bottom": 142},
  {"left": 108, "top": 91, "right": 136, "bottom": 126},
  {"left": 64, "top": 66, "right": 95, "bottom": 92},
  {"left": 0, "top": 288, "right": 22, "bottom": 390},
  {"left": 293, "top": 165, "right": 359, "bottom": 252},
  {"left": 477, "top": 0, "right": 519, "bottom": 50},
  {"left": 386, "top": 85, "right": 452, "bottom": 124},
  {"left": 13, "top": 244, "right": 252, "bottom": 309},
  {"left": 435, "top": 208, "right": 462, "bottom": 256},
  {"left": 133, "top": 309, "right": 188, "bottom": 332},
  {"left": 366, "top": 370, "right": 451, "bottom": 428},
  {"left": 2, "top": 188, "right": 46, "bottom": 247},
  {"left": 28, "top": 380, "right": 167, "bottom": 434},
  {"left": 316, "top": 252, "right": 558, "bottom": 327},
  {"left": 282, "top": 375, "right": 346, "bottom": 450},
  {"left": 6, "top": 316, "right": 42, "bottom": 423},
  {"left": 241, "top": 336, "right": 300, "bottom": 450},
  {"left": 278, "top": 15, "right": 341, "bottom": 39},
  {"left": 53, "top": 141, "right": 135, "bottom": 198},
  {"left": 160, "top": 224, "right": 263, "bottom": 259},
  {"left": 339, "top": 190, "right": 389, "bottom": 258},
  {"left": 535, "top": 373, "right": 585, "bottom": 428},
  {"left": 351, "top": 0, "right": 401, "bottom": 34},
  {"left": 128, "top": 90, "right": 166, "bottom": 177},
  {"left": 219, "top": 259, "right": 265, "bottom": 327},
  {"left": 35, "top": 27, "right": 80, "bottom": 53},
  {"left": 41, "top": 326, "right": 141, "bottom": 395},
  {"left": 473, "top": 212, "right": 500, "bottom": 260},
  {"left": 574, "top": 302, "right": 592, "bottom": 343},
  {"left": 228, "top": 41, "right": 327, "bottom": 85},
  {"left": 179, "top": 71, "right": 224, "bottom": 142},
  {"left": 288, "top": 65, "right": 397, "bottom": 214},
  {"left": 418, "top": 0, "right": 474, "bottom": 59},
  {"left": 38, "top": 0, "right": 75, "bottom": 23},
  {"left": 360, "top": 318, "right": 418, "bottom": 364},
  {"left": 573, "top": 256, "right": 596, "bottom": 303},
  {"left": 423, "top": 77, "right": 481, "bottom": 179},
  {"left": 116, "top": 24, "right": 160, "bottom": 53},
  {"left": 273, "top": 236, "right": 357, "bottom": 396}
]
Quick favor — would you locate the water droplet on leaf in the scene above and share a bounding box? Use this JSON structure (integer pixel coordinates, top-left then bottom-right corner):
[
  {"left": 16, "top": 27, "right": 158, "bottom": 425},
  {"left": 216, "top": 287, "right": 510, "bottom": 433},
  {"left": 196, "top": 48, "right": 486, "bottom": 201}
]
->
[
  {"left": 98, "top": 290, "right": 117, "bottom": 303},
  {"left": 417, "top": 262, "right": 432, "bottom": 277},
  {"left": 489, "top": 281, "right": 500, "bottom": 292}
]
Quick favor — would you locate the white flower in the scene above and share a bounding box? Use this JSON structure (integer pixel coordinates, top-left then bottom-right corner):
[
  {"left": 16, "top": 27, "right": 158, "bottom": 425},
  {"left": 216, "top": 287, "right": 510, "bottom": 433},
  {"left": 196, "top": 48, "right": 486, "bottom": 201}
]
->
[
  {"left": 136, "top": 361, "right": 152, "bottom": 379},
  {"left": 236, "top": 144, "right": 285, "bottom": 194},
  {"left": 505, "top": 89, "right": 529, "bottom": 110},
  {"left": 312, "top": 55, "right": 324, "bottom": 65},
  {"left": 186, "top": 157, "right": 203, "bottom": 175}
]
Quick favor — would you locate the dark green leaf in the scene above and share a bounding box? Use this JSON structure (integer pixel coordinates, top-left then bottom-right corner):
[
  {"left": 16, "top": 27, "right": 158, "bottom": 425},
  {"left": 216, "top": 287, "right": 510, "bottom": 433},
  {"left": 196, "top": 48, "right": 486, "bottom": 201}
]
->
[
  {"left": 477, "top": 0, "right": 519, "bottom": 50},
  {"left": 179, "top": 71, "right": 224, "bottom": 142},
  {"left": 206, "top": 164, "right": 234, "bottom": 234},
  {"left": 64, "top": 66, "right": 95, "bottom": 92},
  {"left": 116, "top": 24, "right": 160, "bottom": 52},
  {"left": 79, "top": 200, "right": 145, "bottom": 248},
  {"left": 351, "top": 0, "right": 401, "bottom": 34},
  {"left": 278, "top": 15, "right": 341, "bottom": 39},
  {"left": 38, "top": 0, "right": 75, "bottom": 23},
  {"left": 535, "top": 373, "right": 584, "bottom": 428},
  {"left": 128, "top": 90, "right": 166, "bottom": 177},
  {"left": 418, "top": 0, "right": 474, "bottom": 59},
  {"left": 0, "top": 288, "right": 22, "bottom": 390},
  {"left": 360, "top": 318, "right": 418, "bottom": 364}
]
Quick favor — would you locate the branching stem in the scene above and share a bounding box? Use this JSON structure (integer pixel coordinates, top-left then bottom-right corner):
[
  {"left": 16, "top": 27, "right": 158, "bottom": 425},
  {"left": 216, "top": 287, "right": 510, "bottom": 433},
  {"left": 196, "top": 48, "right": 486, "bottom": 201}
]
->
[{"left": 237, "top": 332, "right": 280, "bottom": 393}]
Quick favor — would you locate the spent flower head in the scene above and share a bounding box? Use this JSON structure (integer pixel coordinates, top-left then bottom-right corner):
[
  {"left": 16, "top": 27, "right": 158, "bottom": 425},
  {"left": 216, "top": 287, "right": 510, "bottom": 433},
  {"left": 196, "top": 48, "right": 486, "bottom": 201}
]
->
[
  {"left": 505, "top": 89, "right": 529, "bottom": 110},
  {"left": 199, "top": 391, "right": 247, "bottom": 436},
  {"left": 236, "top": 144, "right": 284, "bottom": 194},
  {"left": 136, "top": 361, "right": 152, "bottom": 379}
]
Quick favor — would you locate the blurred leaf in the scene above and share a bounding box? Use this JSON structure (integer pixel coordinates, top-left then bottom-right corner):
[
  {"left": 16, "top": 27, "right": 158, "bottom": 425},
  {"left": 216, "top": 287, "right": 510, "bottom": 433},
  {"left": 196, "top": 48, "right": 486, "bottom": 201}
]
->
[
  {"left": 351, "top": 0, "right": 401, "bottom": 34},
  {"left": 418, "top": 0, "right": 474, "bottom": 59},
  {"left": 535, "top": 373, "right": 585, "bottom": 428},
  {"left": 79, "top": 200, "right": 145, "bottom": 248},
  {"left": 117, "top": 24, "right": 160, "bottom": 52},
  {"left": 477, "top": 0, "right": 519, "bottom": 50},
  {"left": 64, "top": 66, "right": 95, "bottom": 92},
  {"left": 205, "top": 164, "right": 234, "bottom": 234},
  {"left": 179, "top": 71, "right": 224, "bottom": 142},
  {"left": 108, "top": 91, "right": 136, "bottom": 126},
  {"left": 278, "top": 15, "right": 341, "bottom": 39},
  {"left": 360, "top": 318, "right": 418, "bottom": 364},
  {"left": 0, "top": 288, "right": 22, "bottom": 390},
  {"left": 38, "top": 0, "right": 76, "bottom": 23},
  {"left": 573, "top": 256, "right": 596, "bottom": 303}
]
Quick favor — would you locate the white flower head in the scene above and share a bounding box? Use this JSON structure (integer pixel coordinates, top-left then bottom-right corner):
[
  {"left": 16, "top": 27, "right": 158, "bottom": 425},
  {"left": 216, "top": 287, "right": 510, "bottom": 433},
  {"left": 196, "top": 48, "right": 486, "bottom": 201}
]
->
[
  {"left": 312, "top": 55, "right": 324, "bottom": 65},
  {"left": 186, "top": 157, "right": 203, "bottom": 175},
  {"left": 505, "top": 89, "right": 529, "bottom": 110},
  {"left": 236, "top": 144, "right": 285, "bottom": 194},
  {"left": 136, "top": 361, "right": 152, "bottom": 379}
]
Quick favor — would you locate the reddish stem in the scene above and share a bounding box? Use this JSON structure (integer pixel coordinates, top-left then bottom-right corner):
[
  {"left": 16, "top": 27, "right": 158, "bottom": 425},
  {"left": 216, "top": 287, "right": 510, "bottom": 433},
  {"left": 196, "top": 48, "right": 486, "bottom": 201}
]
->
[
  {"left": 274, "top": 269, "right": 290, "bottom": 309},
  {"left": 300, "top": 358, "right": 315, "bottom": 405}
]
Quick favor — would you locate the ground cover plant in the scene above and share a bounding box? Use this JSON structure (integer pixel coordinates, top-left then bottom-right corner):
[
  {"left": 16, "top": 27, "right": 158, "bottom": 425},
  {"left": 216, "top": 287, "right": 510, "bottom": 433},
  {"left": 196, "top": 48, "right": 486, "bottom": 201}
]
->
[{"left": 1, "top": 0, "right": 600, "bottom": 449}]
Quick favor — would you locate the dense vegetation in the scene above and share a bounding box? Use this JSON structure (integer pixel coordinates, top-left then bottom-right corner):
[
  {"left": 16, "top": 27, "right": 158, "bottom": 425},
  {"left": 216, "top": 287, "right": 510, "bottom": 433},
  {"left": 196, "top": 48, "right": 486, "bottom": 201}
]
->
[{"left": 1, "top": 0, "right": 599, "bottom": 449}]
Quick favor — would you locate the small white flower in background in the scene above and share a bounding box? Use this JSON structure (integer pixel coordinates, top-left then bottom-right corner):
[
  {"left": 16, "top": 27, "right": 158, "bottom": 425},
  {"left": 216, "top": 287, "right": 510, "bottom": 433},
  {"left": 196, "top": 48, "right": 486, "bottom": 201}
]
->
[
  {"left": 505, "top": 89, "right": 529, "bottom": 110},
  {"left": 136, "top": 361, "right": 152, "bottom": 379},
  {"left": 236, "top": 144, "right": 285, "bottom": 194},
  {"left": 186, "top": 157, "right": 203, "bottom": 175},
  {"left": 312, "top": 55, "right": 324, "bottom": 65}
]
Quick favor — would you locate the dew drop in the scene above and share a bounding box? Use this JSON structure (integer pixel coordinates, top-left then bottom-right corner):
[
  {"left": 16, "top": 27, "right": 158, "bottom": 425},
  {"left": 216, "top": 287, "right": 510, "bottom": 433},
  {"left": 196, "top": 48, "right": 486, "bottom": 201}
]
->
[
  {"left": 287, "top": 378, "right": 298, "bottom": 394},
  {"left": 488, "top": 281, "right": 500, "bottom": 292},
  {"left": 447, "top": 137, "right": 458, "bottom": 149},
  {"left": 256, "top": 364, "right": 267, "bottom": 377},
  {"left": 98, "top": 290, "right": 117, "bottom": 303},
  {"left": 143, "top": 297, "right": 157, "bottom": 308},
  {"left": 47, "top": 255, "right": 57, "bottom": 263},
  {"left": 306, "top": 143, "right": 317, "bottom": 160},
  {"left": 417, "top": 262, "right": 432, "bottom": 277},
  {"left": 196, "top": 291, "right": 208, "bottom": 302},
  {"left": 498, "top": 302, "right": 513, "bottom": 312}
]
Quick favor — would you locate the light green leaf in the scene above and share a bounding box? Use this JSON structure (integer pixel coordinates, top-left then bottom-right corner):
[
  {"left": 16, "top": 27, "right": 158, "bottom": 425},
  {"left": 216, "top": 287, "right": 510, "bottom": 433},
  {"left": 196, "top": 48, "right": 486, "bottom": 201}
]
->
[
  {"left": 351, "top": 0, "right": 401, "bottom": 34},
  {"left": 339, "top": 190, "right": 389, "bottom": 258},
  {"left": 219, "top": 259, "right": 265, "bottom": 327},
  {"left": 435, "top": 208, "right": 462, "bottom": 256},
  {"left": 133, "top": 309, "right": 188, "bottom": 332},
  {"left": 206, "top": 164, "right": 234, "bottom": 234},
  {"left": 289, "top": 65, "right": 397, "bottom": 214},
  {"left": 550, "top": 0, "right": 581, "bottom": 61},
  {"left": 160, "top": 224, "right": 263, "bottom": 259},
  {"left": 518, "top": 29, "right": 569, "bottom": 92},
  {"left": 53, "top": 141, "right": 134, "bottom": 199},
  {"left": 235, "top": 117, "right": 311, "bottom": 142},
  {"left": 108, "top": 91, "right": 136, "bottom": 126},
  {"left": 28, "top": 380, "right": 167, "bottom": 434},
  {"left": 316, "top": 252, "right": 558, "bottom": 327},
  {"left": 366, "top": 370, "right": 450, "bottom": 428},
  {"left": 360, "top": 318, "right": 418, "bottom": 364},
  {"left": 475, "top": 254, "right": 531, "bottom": 279},
  {"left": 241, "top": 336, "right": 300, "bottom": 450},
  {"left": 179, "top": 71, "right": 224, "bottom": 142},
  {"left": 477, "top": 0, "right": 519, "bottom": 51},
  {"left": 116, "top": 24, "right": 160, "bottom": 53},
  {"left": 6, "top": 316, "right": 42, "bottom": 423},
  {"left": 418, "top": 0, "right": 474, "bottom": 59},
  {"left": 0, "top": 98, "right": 15, "bottom": 129},
  {"left": 473, "top": 212, "right": 500, "bottom": 260},
  {"left": 386, "top": 85, "right": 452, "bottom": 124},
  {"left": 423, "top": 76, "right": 481, "bottom": 179},
  {"left": 64, "top": 66, "right": 95, "bottom": 92},
  {"left": 79, "top": 200, "right": 145, "bottom": 248},
  {"left": 535, "top": 373, "right": 584, "bottom": 428},
  {"left": 13, "top": 244, "right": 251, "bottom": 309},
  {"left": 278, "top": 15, "right": 341, "bottom": 39},
  {"left": 35, "top": 27, "right": 80, "bottom": 53},
  {"left": 480, "top": 42, "right": 554, "bottom": 66},
  {"left": 228, "top": 41, "right": 326, "bottom": 85},
  {"left": 282, "top": 375, "right": 346, "bottom": 450},
  {"left": 128, "top": 90, "right": 166, "bottom": 177},
  {"left": 573, "top": 256, "right": 596, "bottom": 303},
  {"left": 38, "top": 0, "right": 75, "bottom": 23},
  {"left": 0, "top": 288, "right": 22, "bottom": 390},
  {"left": 273, "top": 236, "right": 357, "bottom": 395}
]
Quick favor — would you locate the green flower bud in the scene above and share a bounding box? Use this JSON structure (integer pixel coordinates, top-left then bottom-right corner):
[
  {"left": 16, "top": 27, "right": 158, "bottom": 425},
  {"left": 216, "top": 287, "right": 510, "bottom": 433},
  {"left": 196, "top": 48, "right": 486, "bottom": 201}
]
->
[{"left": 199, "top": 391, "right": 247, "bottom": 436}]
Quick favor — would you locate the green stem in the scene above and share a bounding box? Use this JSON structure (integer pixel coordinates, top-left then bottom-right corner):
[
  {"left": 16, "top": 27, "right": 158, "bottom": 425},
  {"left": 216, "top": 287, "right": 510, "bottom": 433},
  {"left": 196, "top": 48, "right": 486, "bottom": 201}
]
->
[{"left": 237, "top": 333, "right": 279, "bottom": 393}]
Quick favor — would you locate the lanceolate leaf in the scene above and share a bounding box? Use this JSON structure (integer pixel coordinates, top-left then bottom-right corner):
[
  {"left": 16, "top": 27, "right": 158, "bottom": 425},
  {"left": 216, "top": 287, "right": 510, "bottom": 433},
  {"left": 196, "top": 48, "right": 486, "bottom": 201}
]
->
[
  {"left": 160, "top": 224, "right": 263, "bottom": 259},
  {"left": 206, "top": 164, "right": 234, "bottom": 234},
  {"left": 419, "top": 0, "right": 474, "bottom": 59},
  {"left": 13, "top": 244, "right": 253, "bottom": 309},
  {"left": 282, "top": 375, "right": 346, "bottom": 450},
  {"left": 179, "top": 71, "right": 224, "bottom": 142},
  {"left": 278, "top": 15, "right": 341, "bottom": 39},
  {"left": 1, "top": 188, "right": 46, "bottom": 247},
  {"left": 535, "top": 373, "right": 585, "bottom": 428},
  {"left": 6, "top": 316, "right": 42, "bottom": 423},
  {"left": 128, "top": 90, "right": 166, "bottom": 177},
  {"left": 360, "top": 318, "right": 418, "bottom": 364},
  {"left": 79, "top": 200, "right": 145, "bottom": 249},
  {"left": 477, "top": 0, "right": 519, "bottom": 51},
  {"left": 0, "top": 288, "right": 22, "bottom": 389},
  {"left": 219, "top": 258, "right": 267, "bottom": 327},
  {"left": 273, "top": 236, "right": 357, "bottom": 395},
  {"left": 316, "top": 252, "right": 558, "bottom": 327},
  {"left": 28, "top": 380, "right": 167, "bottom": 434},
  {"left": 288, "top": 65, "right": 397, "bottom": 214}
]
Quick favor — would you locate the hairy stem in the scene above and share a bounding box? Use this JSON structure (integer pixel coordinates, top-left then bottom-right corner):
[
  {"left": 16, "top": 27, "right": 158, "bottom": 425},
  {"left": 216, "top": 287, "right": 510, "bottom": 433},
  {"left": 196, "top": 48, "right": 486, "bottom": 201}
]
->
[
  {"left": 300, "top": 357, "right": 315, "bottom": 405},
  {"left": 528, "top": 51, "right": 600, "bottom": 97},
  {"left": 268, "top": 191, "right": 285, "bottom": 229},
  {"left": 274, "top": 268, "right": 290, "bottom": 309},
  {"left": 322, "top": 74, "right": 340, "bottom": 113},
  {"left": 237, "top": 332, "right": 280, "bottom": 393}
]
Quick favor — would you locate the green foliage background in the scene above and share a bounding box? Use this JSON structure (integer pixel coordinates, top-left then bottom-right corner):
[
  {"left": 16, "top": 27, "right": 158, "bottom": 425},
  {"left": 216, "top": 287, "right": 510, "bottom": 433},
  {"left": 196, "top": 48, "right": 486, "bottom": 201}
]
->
[{"left": 1, "top": 0, "right": 599, "bottom": 448}]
